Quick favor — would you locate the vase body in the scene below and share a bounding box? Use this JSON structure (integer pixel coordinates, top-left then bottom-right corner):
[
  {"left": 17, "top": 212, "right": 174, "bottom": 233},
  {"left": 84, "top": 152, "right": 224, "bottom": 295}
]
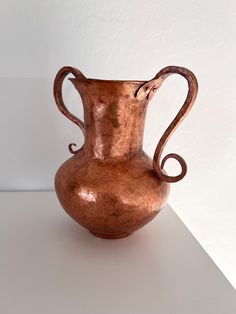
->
[{"left": 53, "top": 66, "right": 198, "bottom": 238}]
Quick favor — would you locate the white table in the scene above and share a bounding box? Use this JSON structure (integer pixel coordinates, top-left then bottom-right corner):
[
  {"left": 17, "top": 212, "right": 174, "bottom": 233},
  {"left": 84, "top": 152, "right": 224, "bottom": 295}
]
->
[{"left": 0, "top": 191, "right": 235, "bottom": 314}]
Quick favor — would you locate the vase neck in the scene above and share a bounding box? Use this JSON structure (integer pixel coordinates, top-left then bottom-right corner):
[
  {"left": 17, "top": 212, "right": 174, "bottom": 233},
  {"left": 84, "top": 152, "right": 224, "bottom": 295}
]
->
[{"left": 71, "top": 79, "right": 148, "bottom": 160}]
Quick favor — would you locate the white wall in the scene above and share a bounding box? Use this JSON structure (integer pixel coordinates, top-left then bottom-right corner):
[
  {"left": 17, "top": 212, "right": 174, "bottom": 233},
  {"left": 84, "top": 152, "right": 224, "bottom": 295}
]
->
[{"left": 0, "top": 0, "right": 235, "bottom": 288}]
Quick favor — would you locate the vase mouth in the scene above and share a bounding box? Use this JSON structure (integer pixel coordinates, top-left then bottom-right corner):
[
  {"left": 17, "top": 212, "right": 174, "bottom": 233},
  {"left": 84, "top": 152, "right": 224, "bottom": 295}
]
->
[{"left": 69, "top": 77, "right": 146, "bottom": 85}]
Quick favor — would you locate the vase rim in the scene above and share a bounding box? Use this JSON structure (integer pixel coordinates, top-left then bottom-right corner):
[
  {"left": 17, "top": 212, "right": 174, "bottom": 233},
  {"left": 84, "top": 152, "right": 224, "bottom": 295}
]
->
[{"left": 69, "top": 77, "right": 146, "bottom": 85}]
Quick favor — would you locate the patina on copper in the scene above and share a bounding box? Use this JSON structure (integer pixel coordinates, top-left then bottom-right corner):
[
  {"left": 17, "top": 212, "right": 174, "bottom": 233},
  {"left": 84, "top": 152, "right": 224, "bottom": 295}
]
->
[{"left": 53, "top": 65, "right": 198, "bottom": 239}]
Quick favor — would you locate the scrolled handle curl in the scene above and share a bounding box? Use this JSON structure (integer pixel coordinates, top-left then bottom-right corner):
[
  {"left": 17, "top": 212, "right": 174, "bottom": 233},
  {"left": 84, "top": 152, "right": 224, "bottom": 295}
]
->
[{"left": 136, "top": 66, "right": 198, "bottom": 183}]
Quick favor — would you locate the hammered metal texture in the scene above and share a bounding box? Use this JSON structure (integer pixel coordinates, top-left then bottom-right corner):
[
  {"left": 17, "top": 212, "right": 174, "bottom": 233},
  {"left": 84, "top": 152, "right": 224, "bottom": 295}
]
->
[{"left": 53, "top": 66, "right": 198, "bottom": 238}]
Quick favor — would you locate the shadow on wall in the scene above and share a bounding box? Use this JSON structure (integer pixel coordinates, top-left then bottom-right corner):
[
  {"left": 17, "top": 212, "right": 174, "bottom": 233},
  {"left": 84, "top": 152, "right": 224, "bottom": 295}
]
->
[{"left": 0, "top": 77, "right": 84, "bottom": 190}]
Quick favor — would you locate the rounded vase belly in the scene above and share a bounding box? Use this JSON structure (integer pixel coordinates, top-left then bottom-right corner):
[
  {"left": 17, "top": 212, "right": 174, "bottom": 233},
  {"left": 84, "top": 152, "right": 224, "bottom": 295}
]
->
[{"left": 55, "top": 151, "right": 169, "bottom": 238}]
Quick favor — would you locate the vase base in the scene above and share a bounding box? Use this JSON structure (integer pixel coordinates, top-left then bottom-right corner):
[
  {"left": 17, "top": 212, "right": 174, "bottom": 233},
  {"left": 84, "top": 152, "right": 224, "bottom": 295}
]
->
[{"left": 90, "top": 231, "right": 131, "bottom": 239}]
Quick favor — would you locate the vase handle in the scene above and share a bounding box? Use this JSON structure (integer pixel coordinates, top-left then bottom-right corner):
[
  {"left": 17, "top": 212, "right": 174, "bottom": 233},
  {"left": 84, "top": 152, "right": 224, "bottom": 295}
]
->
[
  {"left": 53, "top": 66, "right": 86, "bottom": 154},
  {"left": 136, "top": 66, "right": 198, "bottom": 183}
]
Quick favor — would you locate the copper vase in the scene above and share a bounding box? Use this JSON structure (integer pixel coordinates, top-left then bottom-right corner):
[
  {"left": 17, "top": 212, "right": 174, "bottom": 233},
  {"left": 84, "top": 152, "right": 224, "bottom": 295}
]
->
[{"left": 53, "top": 65, "right": 198, "bottom": 239}]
